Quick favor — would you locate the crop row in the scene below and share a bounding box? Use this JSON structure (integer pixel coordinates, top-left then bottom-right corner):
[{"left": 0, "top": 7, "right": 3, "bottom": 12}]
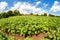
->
[{"left": 0, "top": 16, "right": 60, "bottom": 40}]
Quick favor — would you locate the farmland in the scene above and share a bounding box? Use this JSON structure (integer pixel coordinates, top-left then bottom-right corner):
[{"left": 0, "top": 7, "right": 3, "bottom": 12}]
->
[{"left": 0, "top": 16, "right": 60, "bottom": 40}]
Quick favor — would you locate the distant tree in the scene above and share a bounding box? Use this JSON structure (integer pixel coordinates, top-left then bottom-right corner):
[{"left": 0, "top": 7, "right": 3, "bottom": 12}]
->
[
  {"left": 35, "top": 14, "right": 39, "bottom": 16},
  {"left": 1, "top": 12, "right": 7, "bottom": 18},
  {"left": 7, "top": 10, "right": 14, "bottom": 17},
  {"left": 56, "top": 16, "right": 60, "bottom": 17},
  {"left": 49, "top": 14, "right": 55, "bottom": 17},
  {"left": 0, "top": 14, "right": 1, "bottom": 19},
  {"left": 41, "top": 13, "right": 47, "bottom": 16},
  {"left": 0, "top": 10, "right": 22, "bottom": 19},
  {"left": 13, "top": 10, "right": 21, "bottom": 16},
  {"left": 30, "top": 13, "right": 33, "bottom": 15},
  {"left": 0, "top": 11, "right": 14, "bottom": 18},
  {"left": 43, "top": 13, "right": 47, "bottom": 16}
]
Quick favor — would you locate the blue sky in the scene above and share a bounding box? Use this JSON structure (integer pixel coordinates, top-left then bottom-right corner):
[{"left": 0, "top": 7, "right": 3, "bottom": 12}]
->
[{"left": 0, "top": 0, "right": 60, "bottom": 16}]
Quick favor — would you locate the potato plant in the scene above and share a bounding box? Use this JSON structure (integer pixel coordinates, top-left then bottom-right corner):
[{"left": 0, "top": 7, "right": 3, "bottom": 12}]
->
[{"left": 0, "top": 16, "right": 60, "bottom": 40}]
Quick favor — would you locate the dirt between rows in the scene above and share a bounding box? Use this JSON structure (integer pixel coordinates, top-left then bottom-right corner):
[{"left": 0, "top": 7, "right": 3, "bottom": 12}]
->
[{"left": 0, "top": 30, "right": 47, "bottom": 40}]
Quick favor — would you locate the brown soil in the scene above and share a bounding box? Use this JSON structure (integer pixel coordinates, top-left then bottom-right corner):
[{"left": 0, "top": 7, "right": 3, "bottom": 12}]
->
[
  {"left": 32, "top": 33, "right": 47, "bottom": 40},
  {"left": 8, "top": 33, "right": 24, "bottom": 40},
  {"left": 0, "top": 30, "right": 47, "bottom": 40}
]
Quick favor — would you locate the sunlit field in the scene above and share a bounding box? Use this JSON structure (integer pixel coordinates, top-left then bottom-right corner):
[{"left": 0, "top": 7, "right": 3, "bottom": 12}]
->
[
  {"left": 0, "top": 16, "right": 60, "bottom": 40},
  {"left": 0, "top": 0, "right": 60, "bottom": 40}
]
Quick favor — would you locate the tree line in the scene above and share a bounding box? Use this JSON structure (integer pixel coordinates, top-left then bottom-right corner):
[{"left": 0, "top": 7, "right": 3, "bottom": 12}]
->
[
  {"left": 0, "top": 10, "right": 21, "bottom": 19},
  {"left": 0, "top": 10, "right": 59, "bottom": 19}
]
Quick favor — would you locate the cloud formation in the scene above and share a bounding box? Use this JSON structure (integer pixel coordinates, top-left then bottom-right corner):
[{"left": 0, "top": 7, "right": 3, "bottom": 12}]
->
[
  {"left": 43, "top": 3, "right": 48, "bottom": 8},
  {"left": 0, "top": 1, "right": 8, "bottom": 12},
  {"left": 10, "top": 2, "right": 46, "bottom": 14},
  {"left": 50, "top": 1, "right": 60, "bottom": 12},
  {"left": 1, "top": 1, "right": 58, "bottom": 15},
  {"left": 35, "top": 1, "right": 41, "bottom": 6}
]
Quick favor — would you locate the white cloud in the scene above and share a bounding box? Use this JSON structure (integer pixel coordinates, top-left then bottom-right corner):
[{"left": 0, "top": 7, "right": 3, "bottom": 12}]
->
[
  {"left": 43, "top": 3, "right": 48, "bottom": 8},
  {"left": 10, "top": 2, "right": 46, "bottom": 14},
  {"left": 0, "top": 1, "right": 8, "bottom": 12},
  {"left": 50, "top": 1, "right": 60, "bottom": 12},
  {"left": 36, "top": 1, "right": 41, "bottom": 6}
]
